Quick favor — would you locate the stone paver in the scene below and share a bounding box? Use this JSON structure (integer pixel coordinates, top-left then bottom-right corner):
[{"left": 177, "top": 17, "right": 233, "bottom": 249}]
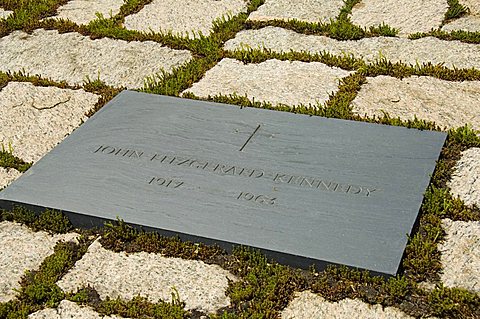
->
[
  {"left": 350, "top": 75, "right": 480, "bottom": 130},
  {"left": 123, "top": 0, "right": 247, "bottom": 38},
  {"left": 0, "top": 222, "right": 78, "bottom": 303},
  {"left": 52, "top": 0, "right": 124, "bottom": 25},
  {"left": 0, "top": 168, "right": 21, "bottom": 190},
  {"left": 29, "top": 300, "right": 129, "bottom": 319},
  {"left": 449, "top": 148, "right": 480, "bottom": 207},
  {"left": 0, "top": 8, "right": 13, "bottom": 20},
  {"left": 438, "top": 219, "right": 480, "bottom": 293},
  {"left": 183, "top": 58, "right": 352, "bottom": 107},
  {"left": 350, "top": 0, "right": 448, "bottom": 36},
  {"left": 281, "top": 291, "right": 414, "bottom": 319},
  {"left": 57, "top": 240, "right": 236, "bottom": 314},
  {"left": 224, "top": 27, "right": 480, "bottom": 70},
  {"left": 443, "top": 0, "right": 480, "bottom": 32},
  {"left": 0, "top": 29, "right": 192, "bottom": 89},
  {"left": 0, "top": 82, "right": 99, "bottom": 163},
  {"left": 247, "top": 0, "right": 344, "bottom": 24}
]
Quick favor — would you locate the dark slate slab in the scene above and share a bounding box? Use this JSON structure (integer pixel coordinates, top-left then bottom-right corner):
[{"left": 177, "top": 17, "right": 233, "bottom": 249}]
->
[{"left": 0, "top": 91, "right": 447, "bottom": 277}]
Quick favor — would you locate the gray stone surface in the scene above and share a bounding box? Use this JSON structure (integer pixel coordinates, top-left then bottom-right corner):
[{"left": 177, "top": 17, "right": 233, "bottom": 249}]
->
[
  {"left": 247, "top": 0, "right": 344, "bottom": 23},
  {"left": 0, "top": 82, "right": 100, "bottom": 163},
  {"left": 442, "top": 15, "right": 480, "bottom": 32},
  {"left": 350, "top": 0, "right": 448, "bottom": 36},
  {"left": 52, "top": 0, "right": 124, "bottom": 25},
  {"left": 224, "top": 27, "right": 480, "bottom": 70},
  {"left": 449, "top": 148, "right": 480, "bottom": 207},
  {"left": 57, "top": 240, "right": 235, "bottom": 313},
  {"left": 0, "top": 222, "right": 78, "bottom": 303},
  {"left": 0, "top": 91, "right": 446, "bottom": 277},
  {"left": 29, "top": 300, "right": 129, "bottom": 319},
  {"left": 0, "top": 8, "right": 13, "bottom": 19},
  {"left": 183, "top": 58, "right": 353, "bottom": 107},
  {"left": 0, "top": 168, "right": 21, "bottom": 190},
  {"left": 281, "top": 291, "right": 414, "bottom": 319},
  {"left": 0, "top": 29, "right": 192, "bottom": 88},
  {"left": 438, "top": 219, "right": 480, "bottom": 293},
  {"left": 123, "top": 0, "right": 247, "bottom": 38},
  {"left": 351, "top": 76, "right": 480, "bottom": 131}
]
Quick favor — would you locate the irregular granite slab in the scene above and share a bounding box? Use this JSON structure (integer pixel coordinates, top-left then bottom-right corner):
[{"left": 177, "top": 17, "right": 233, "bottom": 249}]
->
[
  {"left": 247, "top": 0, "right": 344, "bottom": 24},
  {"left": 0, "top": 29, "right": 192, "bottom": 88},
  {"left": 224, "top": 27, "right": 480, "bottom": 70},
  {"left": 124, "top": 0, "right": 247, "bottom": 38},
  {"left": 0, "top": 91, "right": 447, "bottom": 277}
]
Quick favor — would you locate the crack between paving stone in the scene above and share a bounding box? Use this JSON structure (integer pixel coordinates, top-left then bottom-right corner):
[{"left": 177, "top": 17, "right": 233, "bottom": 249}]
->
[{"left": 31, "top": 97, "right": 71, "bottom": 110}]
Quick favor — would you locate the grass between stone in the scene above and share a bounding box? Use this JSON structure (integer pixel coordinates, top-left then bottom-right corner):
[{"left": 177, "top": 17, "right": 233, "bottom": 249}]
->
[{"left": 1, "top": 0, "right": 480, "bottom": 318}]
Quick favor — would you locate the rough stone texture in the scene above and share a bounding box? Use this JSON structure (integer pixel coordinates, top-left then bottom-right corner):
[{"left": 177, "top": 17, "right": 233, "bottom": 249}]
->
[
  {"left": 350, "top": 76, "right": 480, "bottom": 130},
  {"left": 52, "top": 0, "right": 124, "bottom": 25},
  {"left": 124, "top": 0, "right": 247, "bottom": 38},
  {"left": 247, "top": 0, "right": 344, "bottom": 24},
  {"left": 350, "top": 0, "right": 449, "bottom": 36},
  {"left": 438, "top": 219, "right": 480, "bottom": 293},
  {"left": 281, "top": 291, "right": 414, "bottom": 319},
  {"left": 0, "top": 8, "right": 13, "bottom": 19},
  {"left": 0, "top": 29, "right": 192, "bottom": 88},
  {"left": 0, "top": 168, "right": 21, "bottom": 190},
  {"left": 442, "top": 15, "right": 480, "bottom": 32},
  {"left": 449, "top": 148, "right": 480, "bottom": 207},
  {"left": 0, "top": 222, "right": 78, "bottom": 303},
  {"left": 0, "top": 82, "right": 99, "bottom": 163},
  {"left": 442, "top": 0, "right": 480, "bottom": 32},
  {"left": 183, "top": 58, "right": 352, "bottom": 107},
  {"left": 224, "top": 27, "right": 480, "bottom": 70},
  {"left": 29, "top": 300, "right": 128, "bottom": 319},
  {"left": 57, "top": 240, "right": 236, "bottom": 313}
]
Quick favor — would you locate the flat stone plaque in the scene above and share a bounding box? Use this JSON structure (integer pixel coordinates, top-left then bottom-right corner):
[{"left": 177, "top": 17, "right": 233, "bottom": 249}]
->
[{"left": 0, "top": 91, "right": 447, "bottom": 277}]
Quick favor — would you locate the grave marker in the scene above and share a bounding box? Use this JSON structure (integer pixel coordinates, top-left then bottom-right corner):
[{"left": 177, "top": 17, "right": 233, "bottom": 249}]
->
[{"left": 0, "top": 91, "right": 447, "bottom": 277}]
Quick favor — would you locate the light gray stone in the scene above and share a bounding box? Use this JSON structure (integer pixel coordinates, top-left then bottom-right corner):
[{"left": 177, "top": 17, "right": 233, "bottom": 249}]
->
[
  {"left": 123, "top": 0, "right": 247, "bottom": 38},
  {"left": 351, "top": 75, "right": 480, "bottom": 130},
  {"left": 281, "top": 291, "right": 414, "bottom": 319},
  {"left": 442, "top": 14, "right": 480, "bottom": 32},
  {"left": 29, "top": 300, "right": 129, "bottom": 319},
  {"left": 0, "top": 168, "right": 21, "bottom": 190},
  {"left": 449, "top": 148, "right": 480, "bottom": 207},
  {"left": 224, "top": 27, "right": 480, "bottom": 70},
  {"left": 57, "top": 240, "right": 236, "bottom": 313},
  {"left": 0, "top": 222, "right": 78, "bottom": 303},
  {"left": 0, "top": 29, "right": 192, "bottom": 88},
  {"left": 438, "top": 219, "right": 480, "bottom": 293},
  {"left": 183, "top": 58, "right": 353, "bottom": 107},
  {"left": 52, "top": 0, "right": 124, "bottom": 25},
  {"left": 350, "top": 0, "right": 448, "bottom": 36},
  {"left": 0, "top": 8, "right": 13, "bottom": 19},
  {"left": 0, "top": 82, "right": 100, "bottom": 163},
  {"left": 247, "top": 0, "right": 344, "bottom": 23}
]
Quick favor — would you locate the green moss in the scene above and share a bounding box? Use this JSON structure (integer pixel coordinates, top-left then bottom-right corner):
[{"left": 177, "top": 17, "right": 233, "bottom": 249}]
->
[
  {"left": 409, "top": 29, "right": 480, "bottom": 44},
  {"left": 0, "top": 0, "right": 67, "bottom": 36},
  {"left": 68, "top": 287, "right": 189, "bottom": 319},
  {"left": 0, "top": 149, "right": 32, "bottom": 172},
  {"left": 444, "top": 0, "right": 469, "bottom": 22},
  {"left": 100, "top": 218, "right": 224, "bottom": 260},
  {"left": 1, "top": 206, "right": 73, "bottom": 234},
  {"left": 217, "top": 247, "right": 305, "bottom": 318}
]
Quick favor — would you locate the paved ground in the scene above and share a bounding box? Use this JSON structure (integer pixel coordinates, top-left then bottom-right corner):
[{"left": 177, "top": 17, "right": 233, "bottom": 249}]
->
[{"left": 0, "top": 0, "right": 479, "bottom": 318}]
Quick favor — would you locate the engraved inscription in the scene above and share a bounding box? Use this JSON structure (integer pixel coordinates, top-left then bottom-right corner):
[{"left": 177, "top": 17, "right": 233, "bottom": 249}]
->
[
  {"left": 237, "top": 192, "right": 276, "bottom": 205},
  {"left": 93, "top": 145, "right": 379, "bottom": 198},
  {"left": 148, "top": 177, "right": 184, "bottom": 188}
]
